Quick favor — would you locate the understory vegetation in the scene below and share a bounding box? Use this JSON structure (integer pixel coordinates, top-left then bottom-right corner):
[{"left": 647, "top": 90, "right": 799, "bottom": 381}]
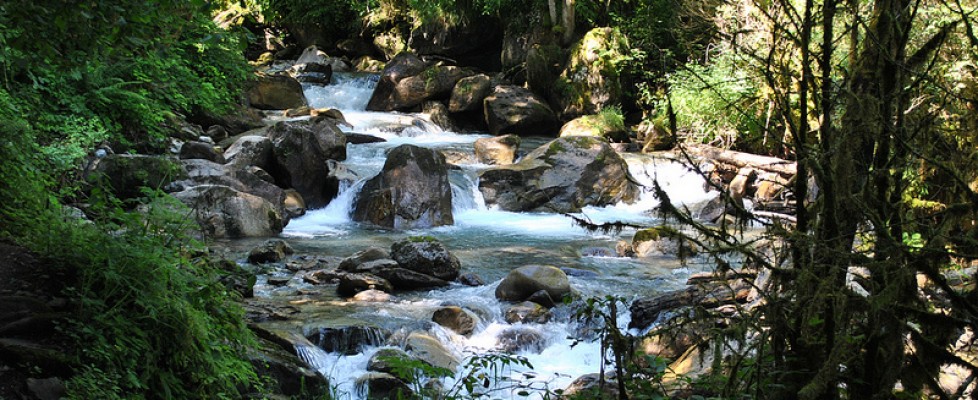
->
[{"left": 0, "top": 1, "right": 260, "bottom": 398}]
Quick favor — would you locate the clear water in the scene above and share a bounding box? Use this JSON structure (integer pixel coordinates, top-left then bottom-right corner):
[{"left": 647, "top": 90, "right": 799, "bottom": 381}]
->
[{"left": 263, "top": 73, "right": 719, "bottom": 398}]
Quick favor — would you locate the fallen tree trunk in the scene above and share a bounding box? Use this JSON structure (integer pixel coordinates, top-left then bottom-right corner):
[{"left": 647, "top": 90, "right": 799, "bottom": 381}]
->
[{"left": 681, "top": 144, "right": 797, "bottom": 177}]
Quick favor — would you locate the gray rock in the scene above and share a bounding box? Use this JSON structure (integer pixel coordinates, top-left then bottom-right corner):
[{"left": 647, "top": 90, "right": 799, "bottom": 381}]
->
[
  {"left": 483, "top": 85, "right": 559, "bottom": 136},
  {"left": 171, "top": 184, "right": 284, "bottom": 238},
  {"left": 179, "top": 141, "right": 226, "bottom": 163},
  {"left": 390, "top": 238, "right": 461, "bottom": 281},
  {"left": 266, "top": 117, "right": 347, "bottom": 208},
  {"left": 473, "top": 134, "right": 520, "bottom": 165},
  {"left": 352, "top": 145, "right": 454, "bottom": 229},
  {"left": 248, "top": 239, "right": 294, "bottom": 264},
  {"left": 404, "top": 331, "right": 459, "bottom": 372},
  {"left": 496, "top": 326, "right": 547, "bottom": 353},
  {"left": 367, "top": 348, "right": 413, "bottom": 375},
  {"left": 356, "top": 372, "right": 413, "bottom": 400},
  {"left": 373, "top": 267, "right": 450, "bottom": 290},
  {"left": 339, "top": 247, "right": 392, "bottom": 272},
  {"left": 449, "top": 74, "right": 492, "bottom": 113},
  {"left": 337, "top": 273, "right": 394, "bottom": 297},
  {"left": 478, "top": 136, "right": 639, "bottom": 213}
]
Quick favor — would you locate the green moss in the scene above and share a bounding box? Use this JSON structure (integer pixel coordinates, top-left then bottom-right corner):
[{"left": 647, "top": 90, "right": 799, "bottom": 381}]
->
[
  {"left": 633, "top": 227, "right": 663, "bottom": 243},
  {"left": 408, "top": 235, "right": 438, "bottom": 243}
]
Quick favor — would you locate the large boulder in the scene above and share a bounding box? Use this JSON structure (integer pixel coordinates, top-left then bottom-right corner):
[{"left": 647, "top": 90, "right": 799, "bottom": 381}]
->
[
  {"left": 553, "top": 28, "right": 629, "bottom": 119},
  {"left": 478, "top": 136, "right": 640, "bottom": 213},
  {"left": 449, "top": 74, "right": 492, "bottom": 113},
  {"left": 368, "top": 64, "right": 467, "bottom": 112},
  {"left": 483, "top": 85, "right": 559, "bottom": 136},
  {"left": 495, "top": 265, "right": 571, "bottom": 303},
  {"left": 266, "top": 117, "right": 347, "bottom": 208},
  {"left": 366, "top": 52, "right": 426, "bottom": 111},
  {"left": 352, "top": 145, "right": 454, "bottom": 229},
  {"left": 224, "top": 134, "right": 273, "bottom": 168},
  {"left": 247, "top": 73, "right": 307, "bottom": 110},
  {"left": 173, "top": 159, "right": 290, "bottom": 222},
  {"left": 390, "top": 238, "right": 461, "bottom": 281},
  {"left": 473, "top": 134, "right": 520, "bottom": 165},
  {"left": 92, "top": 154, "right": 188, "bottom": 201},
  {"left": 171, "top": 184, "right": 284, "bottom": 238}
]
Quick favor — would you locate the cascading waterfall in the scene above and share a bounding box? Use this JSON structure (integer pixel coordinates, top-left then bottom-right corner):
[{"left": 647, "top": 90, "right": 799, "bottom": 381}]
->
[{"left": 274, "top": 72, "right": 718, "bottom": 399}]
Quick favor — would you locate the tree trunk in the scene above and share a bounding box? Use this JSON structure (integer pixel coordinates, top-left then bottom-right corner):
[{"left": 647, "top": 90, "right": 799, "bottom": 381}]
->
[{"left": 561, "top": 0, "right": 575, "bottom": 46}]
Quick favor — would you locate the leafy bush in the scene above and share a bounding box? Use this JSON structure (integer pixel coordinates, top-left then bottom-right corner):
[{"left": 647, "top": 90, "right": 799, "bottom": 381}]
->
[{"left": 661, "top": 59, "right": 761, "bottom": 148}]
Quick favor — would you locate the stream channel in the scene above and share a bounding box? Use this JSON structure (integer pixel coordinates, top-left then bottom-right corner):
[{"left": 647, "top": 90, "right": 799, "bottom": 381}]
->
[{"left": 236, "top": 72, "right": 721, "bottom": 398}]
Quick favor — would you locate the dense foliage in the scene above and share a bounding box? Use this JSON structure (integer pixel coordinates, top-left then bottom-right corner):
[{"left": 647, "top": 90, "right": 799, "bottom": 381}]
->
[{"left": 0, "top": 1, "right": 260, "bottom": 398}]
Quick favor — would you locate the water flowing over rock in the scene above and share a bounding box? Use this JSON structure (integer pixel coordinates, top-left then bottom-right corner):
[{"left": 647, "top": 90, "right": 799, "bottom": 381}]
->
[
  {"left": 247, "top": 73, "right": 307, "bottom": 110},
  {"left": 404, "top": 331, "right": 460, "bottom": 372},
  {"left": 495, "top": 265, "right": 571, "bottom": 303},
  {"left": 352, "top": 145, "right": 454, "bottom": 229},
  {"left": 478, "top": 136, "right": 639, "bottom": 213},
  {"left": 496, "top": 326, "right": 547, "bottom": 353},
  {"left": 483, "top": 85, "right": 559, "bottom": 136},
  {"left": 373, "top": 267, "right": 450, "bottom": 290},
  {"left": 265, "top": 117, "right": 347, "bottom": 209},
  {"left": 307, "top": 325, "right": 390, "bottom": 355},
  {"left": 473, "top": 134, "right": 520, "bottom": 165},
  {"left": 390, "top": 238, "right": 461, "bottom": 281},
  {"left": 431, "top": 306, "right": 478, "bottom": 336},
  {"left": 171, "top": 185, "right": 284, "bottom": 238}
]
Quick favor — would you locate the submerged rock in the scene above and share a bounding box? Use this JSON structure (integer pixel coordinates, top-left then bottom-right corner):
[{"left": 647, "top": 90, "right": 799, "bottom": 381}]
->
[
  {"left": 496, "top": 326, "right": 547, "bottom": 354},
  {"left": 432, "top": 306, "right": 478, "bottom": 336},
  {"left": 352, "top": 145, "right": 454, "bottom": 229},
  {"left": 404, "top": 331, "right": 460, "bottom": 372},
  {"left": 495, "top": 265, "right": 571, "bottom": 303}
]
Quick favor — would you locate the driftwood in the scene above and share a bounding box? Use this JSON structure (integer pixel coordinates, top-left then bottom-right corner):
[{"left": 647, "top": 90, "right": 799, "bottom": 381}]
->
[{"left": 681, "top": 144, "right": 797, "bottom": 177}]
